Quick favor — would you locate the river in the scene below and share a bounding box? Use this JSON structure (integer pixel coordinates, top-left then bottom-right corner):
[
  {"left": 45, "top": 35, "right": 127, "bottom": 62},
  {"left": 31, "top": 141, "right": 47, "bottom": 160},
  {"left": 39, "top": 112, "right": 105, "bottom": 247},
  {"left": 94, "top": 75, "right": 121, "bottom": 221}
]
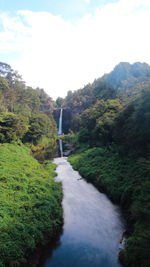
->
[{"left": 41, "top": 157, "right": 124, "bottom": 267}]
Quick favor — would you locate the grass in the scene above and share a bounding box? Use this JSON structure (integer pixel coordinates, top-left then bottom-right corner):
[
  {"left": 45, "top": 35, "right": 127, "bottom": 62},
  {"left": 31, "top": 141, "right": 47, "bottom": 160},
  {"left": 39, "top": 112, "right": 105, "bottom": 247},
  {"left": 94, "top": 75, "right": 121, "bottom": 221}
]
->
[
  {"left": 69, "top": 147, "right": 150, "bottom": 267},
  {"left": 0, "top": 143, "right": 63, "bottom": 266}
]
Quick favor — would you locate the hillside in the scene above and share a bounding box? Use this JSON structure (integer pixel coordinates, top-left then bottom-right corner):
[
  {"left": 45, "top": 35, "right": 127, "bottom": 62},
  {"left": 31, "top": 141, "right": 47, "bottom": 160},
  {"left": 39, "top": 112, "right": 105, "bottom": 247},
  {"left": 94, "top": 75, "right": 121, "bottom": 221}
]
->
[
  {"left": 0, "top": 143, "right": 62, "bottom": 266},
  {"left": 1, "top": 60, "right": 150, "bottom": 266},
  {"left": 102, "top": 62, "right": 150, "bottom": 90},
  {"left": 0, "top": 62, "right": 58, "bottom": 160},
  {"left": 65, "top": 62, "right": 150, "bottom": 267},
  {"left": 58, "top": 62, "right": 150, "bottom": 133},
  {"left": 102, "top": 62, "right": 150, "bottom": 99},
  {"left": 0, "top": 62, "right": 63, "bottom": 266}
]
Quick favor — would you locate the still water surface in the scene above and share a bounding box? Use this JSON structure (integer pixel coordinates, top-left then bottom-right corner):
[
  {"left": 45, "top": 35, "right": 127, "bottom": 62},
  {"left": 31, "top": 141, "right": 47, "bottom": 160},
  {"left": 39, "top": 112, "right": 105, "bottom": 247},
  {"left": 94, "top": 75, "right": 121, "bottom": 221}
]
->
[{"left": 43, "top": 157, "right": 124, "bottom": 267}]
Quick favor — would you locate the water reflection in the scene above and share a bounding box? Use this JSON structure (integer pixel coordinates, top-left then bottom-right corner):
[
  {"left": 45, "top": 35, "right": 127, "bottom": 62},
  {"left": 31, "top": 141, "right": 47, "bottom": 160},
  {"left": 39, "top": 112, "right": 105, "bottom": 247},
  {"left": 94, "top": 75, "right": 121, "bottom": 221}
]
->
[{"left": 59, "top": 139, "right": 63, "bottom": 157}]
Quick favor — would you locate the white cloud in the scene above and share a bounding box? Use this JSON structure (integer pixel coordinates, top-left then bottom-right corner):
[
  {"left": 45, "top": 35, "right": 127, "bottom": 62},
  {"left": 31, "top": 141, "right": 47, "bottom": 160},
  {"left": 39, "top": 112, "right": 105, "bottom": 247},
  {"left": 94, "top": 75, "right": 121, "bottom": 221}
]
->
[{"left": 0, "top": 0, "right": 150, "bottom": 99}]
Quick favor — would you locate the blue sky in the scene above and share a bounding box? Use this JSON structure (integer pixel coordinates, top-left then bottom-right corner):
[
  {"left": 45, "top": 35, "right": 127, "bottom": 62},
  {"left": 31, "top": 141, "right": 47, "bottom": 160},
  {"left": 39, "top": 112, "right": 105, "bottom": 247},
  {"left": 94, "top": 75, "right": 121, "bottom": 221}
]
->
[
  {"left": 0, "top": 0, "right": 150, "bottom": 99},
  {"left": 0, "top": 0, "right": 118, "bottom": 21}
]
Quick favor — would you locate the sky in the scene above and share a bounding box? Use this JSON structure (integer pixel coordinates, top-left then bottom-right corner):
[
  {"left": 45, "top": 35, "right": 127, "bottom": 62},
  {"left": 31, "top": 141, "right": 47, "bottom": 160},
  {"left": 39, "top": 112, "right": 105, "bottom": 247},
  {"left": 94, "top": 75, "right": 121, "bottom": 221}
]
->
[{"left": 0, "top": 0, "right": 150, "bottom": 99}]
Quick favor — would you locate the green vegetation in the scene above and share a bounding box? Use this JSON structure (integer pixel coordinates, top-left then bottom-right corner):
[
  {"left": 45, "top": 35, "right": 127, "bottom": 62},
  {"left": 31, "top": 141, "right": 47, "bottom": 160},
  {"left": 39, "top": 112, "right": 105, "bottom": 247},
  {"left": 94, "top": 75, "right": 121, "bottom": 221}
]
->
[
  {"left": 57, "top": 62, "right": 150, "bottom": 133},
  {"left": 0, "top": 143, "right": 63, "bottom": 266},
  {"left": 66, "top": 62, "right": 150, "bottom": 266},
  {"left": 0, "top": 62, "right": 58, "bottom": 159},
  {"left": 69, "top": 148, "right": 150, "bottom": 267},
  {"left": 0, "top": 62, "right": 62, "bottom": 266},
  {"left": 0, "top": 112, "right": 28, "bottom": 143},
  {"left": 1, "top": 60, "right": 150, "bottom": 266}
]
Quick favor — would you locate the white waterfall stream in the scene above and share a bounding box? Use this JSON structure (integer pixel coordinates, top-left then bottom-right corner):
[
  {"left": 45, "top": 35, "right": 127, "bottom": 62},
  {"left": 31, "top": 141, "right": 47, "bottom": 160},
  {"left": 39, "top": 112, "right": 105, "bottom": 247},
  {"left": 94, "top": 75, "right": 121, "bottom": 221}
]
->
[
  {"left": 58, "top": 108, "right": 63, "bottom": 135},
  {"left": 58, "top": 108, "right": 63, "bottom": 157}
]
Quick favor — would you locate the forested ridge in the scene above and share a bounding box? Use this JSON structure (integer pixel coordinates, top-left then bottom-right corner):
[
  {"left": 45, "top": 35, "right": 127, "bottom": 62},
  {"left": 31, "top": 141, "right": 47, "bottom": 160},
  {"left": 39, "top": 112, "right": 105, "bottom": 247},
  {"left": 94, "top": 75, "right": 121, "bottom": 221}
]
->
[
  {"left": 64, "top": 62, "right": 150, "bottom": 267},
  {"left": 0, "top": 62, "right": 63, "bottom": 266}
]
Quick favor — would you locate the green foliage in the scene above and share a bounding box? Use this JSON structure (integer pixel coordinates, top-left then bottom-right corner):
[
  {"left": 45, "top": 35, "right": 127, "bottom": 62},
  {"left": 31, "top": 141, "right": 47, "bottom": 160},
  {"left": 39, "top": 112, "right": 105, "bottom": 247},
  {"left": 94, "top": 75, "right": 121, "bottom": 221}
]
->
[
  {"left": 0, "top": 77, "right": 15, "bottom": 112},
  {"left": 76, "top": 79, "right": 150, "bottom": 154},
  {"left": 0, "top": 63, "right": 62, "bottom": 266},
  {"left": 62, "top": 62, "right": 150, "bottom": 132},
  {"left": 24, "top": 112, "right": 57, "bottom": 144},
  {"left": 66, "top": 62, "right": 150, "bottom": 267},
  {"left": 64, "top": 81, "right": 116, "bottom": 115},
  {"left": 31, "top": 135, "right": 58, "bottom": 162},
  {"left": 0, "top": 77, "right": 10, "bottom": 92},
  {"left": 69, "top": 147, "right": 150, "bottom": 267},
  {"left": 79, "top": 99, "right": 122, "bottom": 145},
  {"left": 78, "top": 128, "right": 90, "bottom": 143},
  {"left": 13, "top": 103, "right": 31, "bottom": 123},
  {"left": 71, "top": 114, "right": 82, "bottom": 132},
  {"left": 34, "top": 87, "right": 54, "bottom": 110},
  {"left": 0, "top": 63, "right": 58, "bottom": 158},
  {"left": 17, "top": 86, "right": 42, "bottom": 110},
  {"left": 0, "top": 62, "right": 22, "bottom": 84},
  {"left": 102, "top": 62, "right": 150, "bottom": 98},
  {"left": 56, "top": 97, "right": 64, "bottom": 108},
  {"left": 113, "top": 87, "right": 150, "bottom": 154},
  {"left": 1, "top": 60, "right": 150, "bottom": 266},
  {"left": 0, "top": 143, "right": 63, "bottom": 266},
  {"left": 0, "top": 63, "right": 56, "bottom": 124},
  {"left": 0, "top": 112, "right": 28, "bottom": 142},
  {"left": 64, "top": 62, "right": 150, "bottom": 113}
]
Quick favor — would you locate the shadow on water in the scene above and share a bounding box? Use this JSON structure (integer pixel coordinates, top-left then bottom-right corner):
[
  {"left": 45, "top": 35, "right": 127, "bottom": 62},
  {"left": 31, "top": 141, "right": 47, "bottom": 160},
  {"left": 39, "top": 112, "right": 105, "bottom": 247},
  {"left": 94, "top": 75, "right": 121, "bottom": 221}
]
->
[
  {"left": 37, "top": 228, "right": 64, "bottom": 267},
  {"left": 27, "top": 227, "right": 64, "bottom": 267}
]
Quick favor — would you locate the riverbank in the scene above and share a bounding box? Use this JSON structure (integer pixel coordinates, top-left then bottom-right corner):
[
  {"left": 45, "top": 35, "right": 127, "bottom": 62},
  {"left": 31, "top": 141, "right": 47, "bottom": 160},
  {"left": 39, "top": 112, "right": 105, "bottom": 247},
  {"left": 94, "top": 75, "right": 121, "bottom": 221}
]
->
[
  {"left": 0, "top": 143, "right": 63, "bottom": 267},
  {"left": 69, "top": 147, "right": 150, "bottom": 267},
  {"left": 40, "top": 157, "right": 124, "bottom": 267}
]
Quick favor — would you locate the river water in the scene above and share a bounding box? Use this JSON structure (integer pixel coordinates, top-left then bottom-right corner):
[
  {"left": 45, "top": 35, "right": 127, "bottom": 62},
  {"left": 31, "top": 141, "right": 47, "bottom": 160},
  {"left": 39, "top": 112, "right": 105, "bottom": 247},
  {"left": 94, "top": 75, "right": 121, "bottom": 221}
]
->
[{"left": 42, "top": 157, "right": 124, "bottom": 267}]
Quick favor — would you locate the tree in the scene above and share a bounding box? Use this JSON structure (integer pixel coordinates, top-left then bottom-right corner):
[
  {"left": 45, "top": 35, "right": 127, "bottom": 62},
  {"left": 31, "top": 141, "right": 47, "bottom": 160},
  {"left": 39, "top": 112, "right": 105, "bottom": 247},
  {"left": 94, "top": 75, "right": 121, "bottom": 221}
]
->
[
  {"left": 0, "top": 112, "right": 28, "bottom": 142},
  {"left": 72, "top": 114, "right": 81, "bottom": 132},
  {"left": 0, "top": 62, "right": 22, "bottom": 84},
  {"left": 24, "top": 112, "right": 57, "bottom": 144},
  {"left": 56, "top": 97, "right": 64, "bottom": 108}
]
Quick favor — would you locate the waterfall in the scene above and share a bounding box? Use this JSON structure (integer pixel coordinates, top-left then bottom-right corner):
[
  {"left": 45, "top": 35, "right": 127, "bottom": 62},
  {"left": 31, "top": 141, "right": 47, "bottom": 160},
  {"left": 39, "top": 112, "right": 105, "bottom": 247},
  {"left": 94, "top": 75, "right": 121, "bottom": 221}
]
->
[
  {"left": 59, "top": 139, "right": 63, "bottom": 157},
  {"left": 58, "top": 108, "right": 63, "bottom": 157},
  {"left": 58, "top": 108, "right": 63, "bottom": 135}
]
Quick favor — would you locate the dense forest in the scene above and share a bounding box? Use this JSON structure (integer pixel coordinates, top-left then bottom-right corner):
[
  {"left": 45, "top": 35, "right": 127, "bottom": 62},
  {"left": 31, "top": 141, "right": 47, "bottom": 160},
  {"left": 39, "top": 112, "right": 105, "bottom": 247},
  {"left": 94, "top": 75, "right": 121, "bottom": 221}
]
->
[
  {"left": 61, "top": 62, "right": 150, "bottom": 267},
  {"left": 0, "top": 62, "right": 63, "bottom": 266},
  {"left": 0, "top": 62, "right": 59, "bottom": 160},
  {"left": 0, "top": 61, "right": 150, "bottom": 266}
]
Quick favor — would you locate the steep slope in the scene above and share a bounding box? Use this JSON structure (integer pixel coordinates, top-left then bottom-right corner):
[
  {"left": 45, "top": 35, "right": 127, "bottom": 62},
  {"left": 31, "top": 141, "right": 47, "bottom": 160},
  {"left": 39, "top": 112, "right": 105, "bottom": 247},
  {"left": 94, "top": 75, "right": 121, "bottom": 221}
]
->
[
  {"left": 60, "top": 62, "right": 150, "bottom": 133},
  {"left": 0, "top": 143, "right": 62, "bottom": 266},
  {"left": 102, "top": 62, "right": 150, "bottom": 98},
  {"left": 66, "top": 62, "right": 150, "bottom": 267},
  {"left": 0, "top": 62, "right": 58, "bottom": 160},
  {"left": 63, "top": 62, "right": 150, "bottom": 112},
  {"left": 0, "top": 63, "right": 63, "bottom": 266}
]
